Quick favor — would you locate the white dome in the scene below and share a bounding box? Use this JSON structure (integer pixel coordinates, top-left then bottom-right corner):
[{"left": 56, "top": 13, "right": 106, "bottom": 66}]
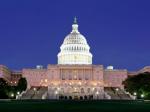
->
[
  {"left": 63, "top": 33, "right": 88, "bottom": 45},
  {"left": 57, "top": 18, "right": 93, "bottom": 65}
]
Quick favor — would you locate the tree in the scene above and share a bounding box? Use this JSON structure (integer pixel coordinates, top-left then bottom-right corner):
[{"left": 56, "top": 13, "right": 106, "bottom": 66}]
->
[
  {"left": 123, "top": 72, "right": 150, "bottom": 99},
  {"left": 0, "top": 78, "right": 9, "bottom": 98},
  {"left": 0, "top": 78, "right": 28, "bottom": 99},
  {"left": 17, "top": 78, "right": 27, "bottom": 92}
]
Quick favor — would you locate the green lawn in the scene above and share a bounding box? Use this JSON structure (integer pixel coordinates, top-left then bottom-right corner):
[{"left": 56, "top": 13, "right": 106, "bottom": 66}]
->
[{"left": 0, "top": 100, "right": 150, "bottom": 112}]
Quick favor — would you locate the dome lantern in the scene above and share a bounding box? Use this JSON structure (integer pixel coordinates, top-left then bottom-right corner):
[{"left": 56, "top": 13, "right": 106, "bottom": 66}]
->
[
  {"left": 71, "top": 17, "right": 79, "bottom": 33},
  {"left": 73, "top": 17, "right": 77, "bottom": 24}
]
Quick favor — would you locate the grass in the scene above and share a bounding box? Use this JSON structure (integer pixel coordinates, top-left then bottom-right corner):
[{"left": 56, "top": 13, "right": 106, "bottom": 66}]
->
[{"left": 0, "top": 100, "right": 150, "bottom": 112}]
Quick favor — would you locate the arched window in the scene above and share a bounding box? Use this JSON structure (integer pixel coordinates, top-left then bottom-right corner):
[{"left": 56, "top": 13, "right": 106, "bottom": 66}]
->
[
  {"left": 94, "top": 88, "right": 97, "bottom": 93},
  {"left": 61, "top": 88, "right": 64, "bottom": 93},
  {"left": 81, "top": 88, "right": 84, "bottom": 93},
  {"left": 87, "top": 88, "right": 90, "bottom": 93}
]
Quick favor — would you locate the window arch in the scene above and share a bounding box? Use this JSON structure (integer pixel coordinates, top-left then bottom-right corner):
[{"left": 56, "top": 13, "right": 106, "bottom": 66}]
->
[
  {"left": 87, "top": 88, "right": 90, "bottom": 93},
  {"left": 81, "top": 88, "right": 84, "bottom": 93}
]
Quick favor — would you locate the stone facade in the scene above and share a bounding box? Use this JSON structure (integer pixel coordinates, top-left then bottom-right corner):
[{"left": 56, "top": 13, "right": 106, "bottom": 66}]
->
[
  {"left": 0, "top": 64, "right": 150, "bottom": 99},
  {"left": 21, "top": 64, "right": 128, "bottom": 99},
  {"left": 104, "top": 69, "right": 128, "bottom": 88},
  {"left": 0, "top": 65, "right": 22, "bottom": 85},
  {"left": 0, "top": 65, "right": 11, "bottom": 83}
]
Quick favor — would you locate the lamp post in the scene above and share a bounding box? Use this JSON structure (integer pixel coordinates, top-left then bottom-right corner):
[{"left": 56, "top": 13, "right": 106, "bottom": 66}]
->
[
  {"left": 55, "top": 91, "right": 58, "bottom": 99},
  {"left": 141, "top": 94, "right": 144, "bottom": 99},
  {"left": 10, "top": 93, "right": 14, "bottom": 99},
  {"left": 96, "top": 91, "right": 99, "bottom": 99},
  {"left": 17, "top": 91, "right": 20, "bottom": 95},
  {"left": 115, "top": 88, "right": 119, "bottom": 92},
  {"left": 133, "top": 92, "right": 137, "bottom": 96},
  {"left": 33, "top": 88, "right": 37, "bottom": 95}
]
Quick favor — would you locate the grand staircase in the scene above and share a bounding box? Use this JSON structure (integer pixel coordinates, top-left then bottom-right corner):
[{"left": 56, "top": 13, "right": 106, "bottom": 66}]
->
[
  {"left": 20, "top": 87, "right": 48, "bottom": 99},
  {"left": 104, "top": 87, "right": 132, "bottom": 100},
  {"left": 20, "top": 87, "right": 132, "bottom": 100}
]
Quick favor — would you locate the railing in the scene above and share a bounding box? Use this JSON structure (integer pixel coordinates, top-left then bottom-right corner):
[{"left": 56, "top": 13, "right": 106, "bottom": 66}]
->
[
  {"left": 104, "top": 92, "right": 111, "bottom": 99},
  {"left": 16, "top": 90, "right": 28, "bottom": 99},
  {"left": 124, "top": 91, "right": 136, "bottom": 100},
  {"left": 42, "top": 92, "right": 48, "bottom": 99}
]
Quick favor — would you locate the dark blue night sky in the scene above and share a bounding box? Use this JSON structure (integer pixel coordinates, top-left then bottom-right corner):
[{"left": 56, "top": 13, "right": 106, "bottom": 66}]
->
[{"left": 0, "top": 0, "right": 150, "bottom": 71}]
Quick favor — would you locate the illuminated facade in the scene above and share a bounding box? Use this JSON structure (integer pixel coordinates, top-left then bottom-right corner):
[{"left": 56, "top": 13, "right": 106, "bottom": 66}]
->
[
  {"left": 0, "top": 18, "right": 150, "bottom": 99},
  {"left": 21, "top": 19, "right": 131, "bottom": 99}
]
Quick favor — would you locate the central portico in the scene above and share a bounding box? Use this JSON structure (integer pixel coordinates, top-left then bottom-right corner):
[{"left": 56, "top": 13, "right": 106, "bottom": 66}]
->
[{"left": 48, "top": 64, "right": 104, "bottom": 99}]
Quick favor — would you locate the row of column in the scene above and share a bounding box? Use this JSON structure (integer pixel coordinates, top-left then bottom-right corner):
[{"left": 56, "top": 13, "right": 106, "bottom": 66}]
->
[{"left": 60, "top": 69, "right": 93, "bottom": 80}]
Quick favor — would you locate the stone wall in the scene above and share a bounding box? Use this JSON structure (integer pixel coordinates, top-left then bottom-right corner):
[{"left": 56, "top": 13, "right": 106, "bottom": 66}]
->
[
  {"left": 22, "top": 68, "right": 47, "bottom": 88},
  {"left": 104, "top": 69, "right": 128, "bottom": 88},
  {"left": 0, "top": 65, "right": 11, "bottom": 82}
]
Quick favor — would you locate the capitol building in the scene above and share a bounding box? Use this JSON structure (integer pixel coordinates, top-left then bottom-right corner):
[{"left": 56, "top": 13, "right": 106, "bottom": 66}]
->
[{"left": 0, "top": 18, "right": 150, "bottom": 100}]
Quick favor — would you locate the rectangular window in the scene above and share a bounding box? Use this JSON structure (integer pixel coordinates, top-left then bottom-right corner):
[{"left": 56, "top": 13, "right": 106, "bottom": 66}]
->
[
  {"left": 62, "top": 74, "right": 65, "bottom": 80},
  {"left": 69, "top": 74, "right": 72, "bottom": 80}
]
